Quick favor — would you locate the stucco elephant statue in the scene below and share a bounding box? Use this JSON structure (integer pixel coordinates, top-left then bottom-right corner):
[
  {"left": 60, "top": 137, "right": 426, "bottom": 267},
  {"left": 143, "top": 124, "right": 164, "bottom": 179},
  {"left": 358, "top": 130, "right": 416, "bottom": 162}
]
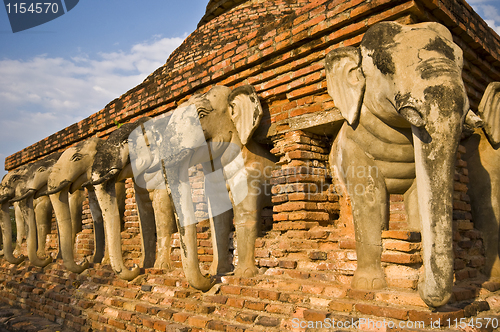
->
[
  {"left": 325, "top": 21, "right": 469, "bottom": 307},
  {"left": 82, "top": 117, "right": 177, "bottom": 281},
  {"left": 10, "top": 152, "right": 61, "bottom": 267},
  {"left": 46, "top": 136, "right": 121, "bottom": 273},
  {"left": 135, "top": 85, "right": 276, "bottom": 291},
  {"left": 462, "top": 82, "right": 500, "bottom": 280},
  {"left": 0, "top": 165, "right": 30, "bottom": 264}
]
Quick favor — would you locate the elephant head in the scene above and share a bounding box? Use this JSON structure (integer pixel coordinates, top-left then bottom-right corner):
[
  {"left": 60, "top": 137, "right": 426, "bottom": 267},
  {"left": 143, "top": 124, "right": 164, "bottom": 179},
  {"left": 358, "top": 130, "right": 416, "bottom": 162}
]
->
[
  {"left": 46, "top": 136, "right": 102, "bottom": 273},
  {"left": 89, "top": 118, "right": 151, "bottom": 186},
  {"left": 12, "top": 152, "right": 62, "bottom": 201},
  {"left": 325, "top": 22, "right": 468, "bottom": 307},
  {"left": 0, "top": 165, "right": 30, "bottom": 264},
  {"left": 9, "top": 152, "right": 61, "bottom": 267},
  {"left": 131, "top": 85, "right": 268, "bottom": 290}
]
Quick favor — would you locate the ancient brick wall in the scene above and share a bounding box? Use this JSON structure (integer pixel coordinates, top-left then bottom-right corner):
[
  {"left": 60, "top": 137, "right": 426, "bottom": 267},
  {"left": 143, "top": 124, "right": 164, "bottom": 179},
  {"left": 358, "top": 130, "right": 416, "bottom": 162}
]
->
[
  {"left": 6, "top": 0, "right": 500, "bottom": 170},
  {"left": 3, "top": 0, "right": 500, "bottom": 331}
]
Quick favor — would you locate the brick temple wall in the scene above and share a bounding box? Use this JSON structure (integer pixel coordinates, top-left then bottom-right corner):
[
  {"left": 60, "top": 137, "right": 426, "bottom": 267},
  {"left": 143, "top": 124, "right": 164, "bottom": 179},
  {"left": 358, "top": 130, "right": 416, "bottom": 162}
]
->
[
  {"left": 3, "top": 0, "right": 500, "bottom": 331},
  {"left": 5, "top": 0, "right": 500, "bottom": 170}
]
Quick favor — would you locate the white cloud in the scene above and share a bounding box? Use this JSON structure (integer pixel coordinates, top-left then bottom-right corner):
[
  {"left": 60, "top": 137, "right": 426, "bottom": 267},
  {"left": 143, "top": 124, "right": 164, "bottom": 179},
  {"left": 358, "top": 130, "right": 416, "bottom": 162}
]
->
[
  {"left": 0, "top": 35, "right": 184, "bottom": 173},
  {"left": 482, "top": 5, "right": 500, "bottom": 35},
  {"left": 469, "top": 1, "right": 500, "bottom": 35}
]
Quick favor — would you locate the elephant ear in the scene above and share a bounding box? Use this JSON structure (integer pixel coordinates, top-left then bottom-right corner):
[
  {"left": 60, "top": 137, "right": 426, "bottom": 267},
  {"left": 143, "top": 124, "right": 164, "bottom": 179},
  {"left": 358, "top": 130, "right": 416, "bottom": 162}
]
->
[
  {"left": 325, "top": 47, "right": 365, "bottom": 125},
  {"left": 478, "top": 82, "right": 500, "bottom": 145},
  {"left": 228, "top": 85, "right": 263, "bottom": 145}
]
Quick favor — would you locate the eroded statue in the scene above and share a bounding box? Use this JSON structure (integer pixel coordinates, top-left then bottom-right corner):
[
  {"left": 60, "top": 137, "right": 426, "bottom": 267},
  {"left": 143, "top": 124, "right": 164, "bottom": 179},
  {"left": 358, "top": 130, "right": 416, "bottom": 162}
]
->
[
  {"left": 10, "top": 152, "right": 61, "bottom": 267},
  {"left": 84, "top": 118, "right": 177, "bottom": 281},
  {"left": 46, "top": 137, "right": 108, "bottom": 273},
  {"left": 325, "top": 21, "right": 469, "bottom": 307},
  {"left": 131, "top": 85, "right": 277, "bottom": 290},
  {"left": 463, "top": 82, "right": 500, "bottom": 280}
]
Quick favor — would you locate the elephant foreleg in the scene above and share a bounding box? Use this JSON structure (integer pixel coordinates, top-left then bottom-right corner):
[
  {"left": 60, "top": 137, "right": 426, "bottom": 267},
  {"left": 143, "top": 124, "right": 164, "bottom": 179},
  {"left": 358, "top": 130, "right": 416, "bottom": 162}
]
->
[
  {"left": 332, "top": 134, "right": 388, "bottom": 290},
  {"left": 152, "top": 188, "right": 176, "bottom": 270},
  {"left": 35, "top": 196, "right": 52, "bottom": 259},
  {"left": 134, "top": 183, "right": 156, "bottom": 269},
  {"left": 208, "top": 209, "right": 233, "bottom": 276},
  {"left": 68, "top": 189, "right": 84, "bottom": 244},
  {"left": 0, "top": 202, "right": 24, "bottom": 264},
  {"left": 404, "top": 180, "right": 420, "bottom": 232},
  {"left": 116, "top": 181, "right": 126, "bottom": 233},
  {"left": 87, "top": 189, "right": 105, "bottom": 264},
  {"left": 232, "top": 189, "right": 260, "bottom": 278}
]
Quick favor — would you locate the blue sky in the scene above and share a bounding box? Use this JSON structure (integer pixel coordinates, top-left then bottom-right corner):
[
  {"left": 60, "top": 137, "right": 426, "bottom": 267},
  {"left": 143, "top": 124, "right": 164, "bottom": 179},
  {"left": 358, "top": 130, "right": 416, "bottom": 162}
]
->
[
  {"left": 0, "top": 0, "right": 499, "bottom": 175},
  {"left": 0, "top": 0, "right": 206, "bottom": 174}
]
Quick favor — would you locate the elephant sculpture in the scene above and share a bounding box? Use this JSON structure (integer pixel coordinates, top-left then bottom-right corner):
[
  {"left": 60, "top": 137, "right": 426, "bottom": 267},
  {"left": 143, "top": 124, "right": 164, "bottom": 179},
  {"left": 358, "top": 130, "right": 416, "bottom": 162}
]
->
[
  {"left": 83, "top": 117, "right": 177, "bottom": 281},
  {"left": 462, "top": 82, "right": 500, "bottom": 280},
  {"left": 10, "top": 153, "right": 61, "bottom": 267},
  {"left": 0, "top": 165, "right": 30, "bottom": 264},
  {"left": 133, "top": 85, "right": 277, "bottom": 291},
  {"left": 46, "top": 136, "right": 116, "bottom": 273},
  {"left": 325, "top": 21, "right": 469, "bottom": 307}
]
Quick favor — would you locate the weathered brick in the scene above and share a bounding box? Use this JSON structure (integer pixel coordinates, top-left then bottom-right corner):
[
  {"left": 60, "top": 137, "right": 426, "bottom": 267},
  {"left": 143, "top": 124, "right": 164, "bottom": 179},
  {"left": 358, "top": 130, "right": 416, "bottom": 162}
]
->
[
  {"left": 227, "top": 297, "right": 245, "bottom": 308},
  {"left": 206, "top": 320, "right": 227, "bottom": 331},
  {"left": 236, "top": 312, "right": 258, "bottom": 324},
  {"left": 172, "top": 312, "right": 191, "bottom": 323},
  {"left": 187, "top": 316, "right": 211, "bottom": 329},
  {"left": 259, "top": 290, "right": 280, "bottom": 301},
  {"left": 220, "top": 285, "right": 242, "bottom": 295}
]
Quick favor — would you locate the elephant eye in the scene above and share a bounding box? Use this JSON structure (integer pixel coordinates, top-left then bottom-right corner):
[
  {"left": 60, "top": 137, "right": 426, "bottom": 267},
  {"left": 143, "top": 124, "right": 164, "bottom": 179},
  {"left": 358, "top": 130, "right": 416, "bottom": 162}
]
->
[
  {"left": 70, "top": 153, "right": 83, "bottom": 162},
  {"left": 37, "top": 166, "right": 46, "bottom": 173},
  {"left": 198, "top": 108, "right": 210, "bottom": 119}
]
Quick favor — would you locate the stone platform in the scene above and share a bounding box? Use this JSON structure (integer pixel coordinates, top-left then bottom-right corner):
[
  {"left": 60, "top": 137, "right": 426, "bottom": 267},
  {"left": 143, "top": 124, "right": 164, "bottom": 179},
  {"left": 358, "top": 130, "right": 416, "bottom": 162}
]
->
[{"left": 1, "top": 259, "right": 500, "bottom": 331}]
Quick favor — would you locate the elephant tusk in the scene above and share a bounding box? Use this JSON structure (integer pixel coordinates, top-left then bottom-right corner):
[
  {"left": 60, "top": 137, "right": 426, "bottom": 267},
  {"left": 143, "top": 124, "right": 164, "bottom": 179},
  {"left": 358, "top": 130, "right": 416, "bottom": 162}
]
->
[
  {"left": 34, "top": 189, "right": 48, "bottom": 198},
  {"left": 464, "top": 109, "right": 484, "bottom": 128},
  {"left": 88, "top": 168, "right": 120, "bottom": 186}
]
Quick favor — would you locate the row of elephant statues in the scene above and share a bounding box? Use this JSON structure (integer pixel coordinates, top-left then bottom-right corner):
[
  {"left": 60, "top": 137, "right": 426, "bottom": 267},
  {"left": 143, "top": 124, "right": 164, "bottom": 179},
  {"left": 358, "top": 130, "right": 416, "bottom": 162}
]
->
[{"left": 1, "top": 21, "right": 500, "bottom": 309}]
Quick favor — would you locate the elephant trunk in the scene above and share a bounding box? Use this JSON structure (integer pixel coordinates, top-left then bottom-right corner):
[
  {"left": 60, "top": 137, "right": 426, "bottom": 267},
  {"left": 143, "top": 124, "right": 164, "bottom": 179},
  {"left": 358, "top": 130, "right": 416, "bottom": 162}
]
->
[
  {"left": 0, "top": 202, "right": 24, "bottom": 264},
  {"left": 166, "top": 156, "right": 215, "bottom": 291},
  {"left": 0, "top": 195, "right": 10, "bottom": 205},
  {"left": 20, "top": 198, "right": 52, "bottom": 267},
  {"left": 10, "top": 189, "right": 36, "bottom": 203},
  {"left": 49, "top": 188, "right": 89, "bottom": 273},
  {"left": 94, "top": 182, "right": 140, "bottom": 281},
  {"left": 45, "top": 180, "right": 72, "bottom": 195},
  {"left": 412, "top": 106, "right": 463, "bottom": 307}
]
